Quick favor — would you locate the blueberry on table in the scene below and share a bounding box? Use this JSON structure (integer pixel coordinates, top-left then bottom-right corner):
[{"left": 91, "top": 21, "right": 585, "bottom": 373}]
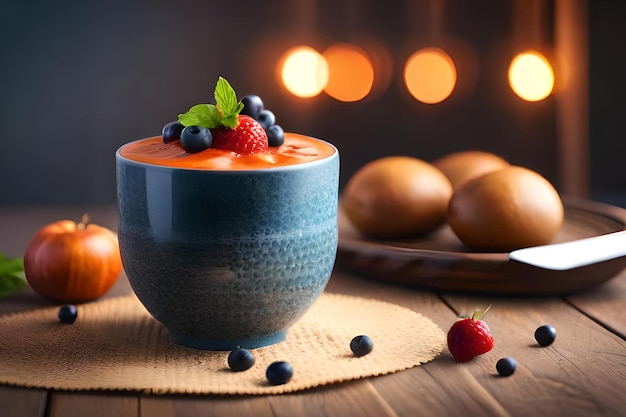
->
[
  {"left": 227, "top": 348, "right": 255, "bottom": 372},
  {"left": 257, "top": 109, "right": 276, "bottom": 129},
  {"left": 58, "top": 305, "right": 78, "bottom": 324},
  {"left": 266, "top": 361, "right": 293, "bottom": 385},
  {"left": 180, "top": 126, "right": 212, "bottom": 153},
  {"left": 350, "top": 335, "right": 374, "bottom": 357},
  {"left": 266, "top": 124, "right": 285, "bottom": 147},
  {"left": 240, "top": 95, "right": 264, "bottom": 120},
  {"left": 496, "top": 357, "right": 517, "bottom": 376},
  {"left": 162, "top": 121, "right": 184, "bottom": 143},
  {"left": 534, "top": 324, "right": 556, "bottom": 346}
]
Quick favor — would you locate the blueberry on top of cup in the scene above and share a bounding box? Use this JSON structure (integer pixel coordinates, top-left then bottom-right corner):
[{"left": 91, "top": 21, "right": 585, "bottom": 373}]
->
[
  {"left": 162, "top": 77, "right": 285, "bottom": 154},
  {"left": 162, "top": 121, "right": 184, "bottom": 144}
]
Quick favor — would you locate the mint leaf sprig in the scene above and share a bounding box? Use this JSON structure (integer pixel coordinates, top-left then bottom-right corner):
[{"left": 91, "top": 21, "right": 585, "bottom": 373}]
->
[
  {"left": 178, "top": 77, "right": 244, "bottom": 129},
  {"left": 0, "top": 252, "right": 27, "bottom": 299}
]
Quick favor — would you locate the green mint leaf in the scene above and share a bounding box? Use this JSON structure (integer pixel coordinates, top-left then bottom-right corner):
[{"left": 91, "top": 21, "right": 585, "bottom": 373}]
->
[
  {"left": 214, "top": 76, "right": 241, "bottom": 119},
  {"left": 176, "top": 77, "right": 243, "bottom": 131},
  {"left": 221, "top": 114, "right": 239, "bottom": 129},
  {"left": 178, "top": 104, "right": 222, "bottom": 128},
  {"left": 0, "top": 252, "right": 27, "bottom": 299}
]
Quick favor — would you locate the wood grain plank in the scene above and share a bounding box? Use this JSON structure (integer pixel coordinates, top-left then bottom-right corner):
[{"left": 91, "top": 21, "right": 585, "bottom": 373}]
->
[
  {"left": 140, "top": 380, "right": 397, "bottom": 417},
  {"left": 0, "top": 386, "right": 47, "bottom": 417},
  {"left": 326, "top": 269, "right": 452, "bottom": 326},
  {"left": 0, "top": 205, "right": 119, "bottom": 259},
  {"left": 442, "top": 294, "right": 626, "bottom": 417},
  {"left": 141, "top": 395, "right": 274, "bottom": 417},
  {"left": 372, "top": 365, "right": 511, "bottom": 417},
  {"left": 267, "top": 379, "right": 397, "bottom": 417},
  {"left": 0, "top": 274, "right": 133, "bottom": 317},
  {"left": 566, "top": 270, "right": 626, "bottom": 338},
  {"left": 47, "top": 392, "right": 138, "bottom": 417},
  {"left": 0, "top": 289, "right": 52, "bottom": 317}
]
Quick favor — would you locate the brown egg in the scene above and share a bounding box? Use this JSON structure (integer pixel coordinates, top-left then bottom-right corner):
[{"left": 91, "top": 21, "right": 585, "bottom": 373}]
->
[
  {"left": 447, "top": 166, "right": 564, "bottom": 251},
  {"left": 343, "top": 156, "right": 453, "bottom": 239},
  {"left": 433, "top": 150, "right": 510, "bottom": 190}
]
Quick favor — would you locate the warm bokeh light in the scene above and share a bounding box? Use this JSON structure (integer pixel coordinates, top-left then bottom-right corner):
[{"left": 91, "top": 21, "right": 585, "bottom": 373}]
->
[
  {"left": 404, "top": 48, "right": 457, "bottom": 104},
  {"left": 508, "top": 51, "right": 555, "bottom": 101},
  {"left": 279, "top": 46, "right": 329, "bottom": 98},
  {"left": 322, "top": 43, "right": 375, "bottom": 102}
]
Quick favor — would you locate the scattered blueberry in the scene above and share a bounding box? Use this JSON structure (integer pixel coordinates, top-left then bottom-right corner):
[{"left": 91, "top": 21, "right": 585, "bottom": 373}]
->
[
  {"left": 266, "top": 361, "right": 293, "bottom": 385},
  {"left": 240, "top": 95, "right": 264, "bottom": 120},
  {"left": 534, "top": 324, "right": 556, "bottom": 347},
  {"left": 162, "top": 121, "right": 184, "bottom": 143},
  {"left": 257, "top": 109, "right": 276, "bottom": 130},
  {"left": 227, "top": 348, "right": 255, "bottom": 372},
  {"left": 266, "top": 124, "right": 285, "bottom": 147},
  {"left": 58, "top": 305, "right": 78, "bottom": 324},
  {"left": 180, "top": 125, "right": 212, "bottom": 153},
  {"left": 496, "top": 357, "right": 517, "bottom": 376},
  {"left": 350, "top": 335, "right": 374, "bottom": 357}
]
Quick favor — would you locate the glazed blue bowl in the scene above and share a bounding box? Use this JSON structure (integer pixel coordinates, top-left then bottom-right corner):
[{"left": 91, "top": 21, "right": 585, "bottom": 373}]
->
[{"left": 116, "top": 137, "right": 339, "bottom": 350}]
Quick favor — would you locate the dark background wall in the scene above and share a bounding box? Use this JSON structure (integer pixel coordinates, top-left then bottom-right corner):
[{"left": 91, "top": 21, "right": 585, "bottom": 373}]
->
[
  {"left": 0, "top": 0, "right": 622, "bottom": 206},
  {"left": 588, "top": 1, "right": 626, "bottom": 206}
]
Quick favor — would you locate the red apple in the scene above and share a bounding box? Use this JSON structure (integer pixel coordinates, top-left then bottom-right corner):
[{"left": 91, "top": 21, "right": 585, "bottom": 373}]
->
[{"left": 24, "top": 215, "right": 123, "bottom": 303}]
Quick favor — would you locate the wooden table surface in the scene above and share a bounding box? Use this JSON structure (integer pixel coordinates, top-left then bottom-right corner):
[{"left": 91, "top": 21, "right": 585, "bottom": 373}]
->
[{"left": 1, "top": 206, "right": 625, "bottom": 417}]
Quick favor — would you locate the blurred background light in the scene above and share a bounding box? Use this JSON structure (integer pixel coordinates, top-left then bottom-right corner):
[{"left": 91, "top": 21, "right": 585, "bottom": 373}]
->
[
  {"left": 508, "top": 50, "right": 555, "bottom": 102},
  {"left": 322, "top": 43, "right": 375, "bottom": 102},
  {"left": 279, "top": 46, "right": 329, "bottom": 98},
  {"left": 404, "top": 47, "right": 457, "bottom": 104}
]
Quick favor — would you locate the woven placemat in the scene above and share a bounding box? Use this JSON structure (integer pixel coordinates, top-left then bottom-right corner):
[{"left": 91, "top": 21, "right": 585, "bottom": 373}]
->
[{"left": 0, "top": 292, "right": 445, "bottom": 395}]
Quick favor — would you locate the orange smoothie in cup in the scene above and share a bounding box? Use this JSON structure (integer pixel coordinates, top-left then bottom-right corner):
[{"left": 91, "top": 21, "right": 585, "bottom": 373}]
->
[{"left": 119, "top": 133, "right": 335, "bottom": 171}]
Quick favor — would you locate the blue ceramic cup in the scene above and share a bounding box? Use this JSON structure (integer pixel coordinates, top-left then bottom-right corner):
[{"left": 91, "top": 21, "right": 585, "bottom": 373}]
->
[{"left": 116, "top": 136, "right": 339, "bottom": 350}]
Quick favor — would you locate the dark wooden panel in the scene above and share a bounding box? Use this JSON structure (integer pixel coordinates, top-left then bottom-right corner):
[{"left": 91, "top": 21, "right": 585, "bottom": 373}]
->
[{"left": 0, "top": 386, "right": 47, "bottom": 417}]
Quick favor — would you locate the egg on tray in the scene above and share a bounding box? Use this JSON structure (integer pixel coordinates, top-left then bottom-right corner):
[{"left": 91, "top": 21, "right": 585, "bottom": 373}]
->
[
  {"left": 432, "top": 150, "right": 510, "bottom": 190},
  {"left": 342, "top": 152, "right": 563, "bottom": 252},
  {"left": 342, "top": 156, "right": 453, "bottom": 240},
  {"left": 448, "top": 165, "right": 564, "bottom": 251}
]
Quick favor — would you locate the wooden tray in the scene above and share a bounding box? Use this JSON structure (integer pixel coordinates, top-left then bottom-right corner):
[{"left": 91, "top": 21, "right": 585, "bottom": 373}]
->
[{"left": 336, "top": 198, "right": 626, "bottom": 295}]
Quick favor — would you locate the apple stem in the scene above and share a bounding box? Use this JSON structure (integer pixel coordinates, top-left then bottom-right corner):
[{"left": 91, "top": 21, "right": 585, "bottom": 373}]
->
[{"left": 78, "top": 213, "right": 90, "bottom": 230}]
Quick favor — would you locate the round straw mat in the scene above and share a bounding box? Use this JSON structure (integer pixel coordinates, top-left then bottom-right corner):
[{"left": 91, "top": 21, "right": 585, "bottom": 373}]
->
[{"left": 0, "top": 292, "right": 445, "bottom": 395}]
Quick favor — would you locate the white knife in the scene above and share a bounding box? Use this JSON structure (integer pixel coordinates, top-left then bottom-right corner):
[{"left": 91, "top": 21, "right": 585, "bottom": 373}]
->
[{"left": 508, "top": 230, "right": 626, "bottom": 270}]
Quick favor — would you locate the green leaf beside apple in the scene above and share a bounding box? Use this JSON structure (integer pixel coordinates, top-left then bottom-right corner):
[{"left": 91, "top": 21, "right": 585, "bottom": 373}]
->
[{"left": 0, "top": 252, "right": 27, "bottom": 298}]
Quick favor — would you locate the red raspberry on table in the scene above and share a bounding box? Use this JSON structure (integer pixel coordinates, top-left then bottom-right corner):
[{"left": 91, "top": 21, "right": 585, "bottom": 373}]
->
[
  {"left": 211, "top": 115, "right": 269, "bottom": 155},
  {"left": 447, "top": 306, "right": 494, "bottom": 362}
]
